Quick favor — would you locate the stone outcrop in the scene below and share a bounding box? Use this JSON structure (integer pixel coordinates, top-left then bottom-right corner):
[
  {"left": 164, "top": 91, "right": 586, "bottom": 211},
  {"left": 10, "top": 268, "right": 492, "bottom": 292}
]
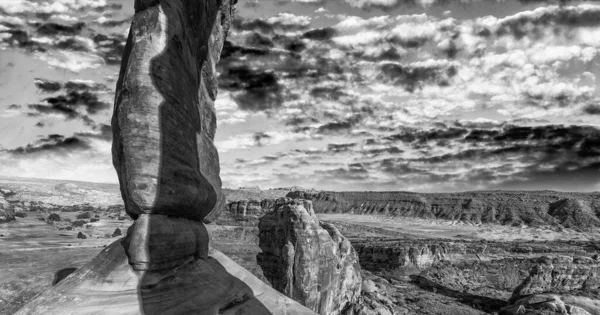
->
[
  {"left": 510, "top": 256, "right": 600, "bottom": 302},
  {"left": 286, "top": 191, "right": 600, "bottom": 229},
  {"left": 257, "top": 198, "right": 362, "bottom": 315},
  {"left": 353, "top": 240, "right": 467, "bottom": 273},
  {"left": 15, "top": 0, "right": 317, "bottom": 314},
  {"left": 501, "top": 294, "right": 600, "bottom": 315},
  {"left": 0, "top": 194, "right": 15, "bottom": 223},
  {"left": 499, "top": 256, "right": 600, "bottom": 315}
]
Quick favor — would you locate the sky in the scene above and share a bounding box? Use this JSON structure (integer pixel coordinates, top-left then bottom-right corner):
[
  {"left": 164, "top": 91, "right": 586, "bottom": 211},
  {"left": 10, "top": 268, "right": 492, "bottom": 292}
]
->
[{"left": 0, "top": 0, "right": 599, "bottom": 192}]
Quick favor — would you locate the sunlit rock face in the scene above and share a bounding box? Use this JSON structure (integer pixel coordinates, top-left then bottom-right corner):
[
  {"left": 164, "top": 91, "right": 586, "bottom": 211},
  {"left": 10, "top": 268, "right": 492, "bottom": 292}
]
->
[
  {"left": 257, "top": 198, "right": 362, "bottom": 315},
  {"left": 112, "top": 0, "right": 228, "bottom": 224}
]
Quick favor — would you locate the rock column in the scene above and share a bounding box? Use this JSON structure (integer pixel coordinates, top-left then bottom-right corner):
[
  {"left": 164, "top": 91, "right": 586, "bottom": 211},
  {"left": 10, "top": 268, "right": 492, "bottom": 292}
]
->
[{"left": 112, "top": 0, "right": 230, "bottom": 270}]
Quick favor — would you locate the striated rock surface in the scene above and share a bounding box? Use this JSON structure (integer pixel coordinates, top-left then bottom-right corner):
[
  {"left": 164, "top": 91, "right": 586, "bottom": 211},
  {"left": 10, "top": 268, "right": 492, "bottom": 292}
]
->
[
  {"left": 499, "top": 256, "right": 600, "bottom": 315},
  {"left": 510, "top": 256, "right": 600, "bottom": 302},
  {"left": 111, "top": 0, "right": 229, "bottom": 223},
  {"left": 257, "top": 198, "right": 362, "bottom": 315},
  {"left": 287, "top": 191, "right": 600, "bottom": 229},
  {"left": 501, "top": 294, "right": 600, "bottom": 315},
  {"left": 353, "top": 239, "right": 467, "bottom": 273}
]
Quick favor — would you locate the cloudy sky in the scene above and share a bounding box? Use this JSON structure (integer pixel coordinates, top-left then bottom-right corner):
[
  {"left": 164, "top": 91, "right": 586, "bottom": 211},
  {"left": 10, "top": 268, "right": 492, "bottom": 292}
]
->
[{"left": 0, "top": 0, "right": 599, "bottom": 192}]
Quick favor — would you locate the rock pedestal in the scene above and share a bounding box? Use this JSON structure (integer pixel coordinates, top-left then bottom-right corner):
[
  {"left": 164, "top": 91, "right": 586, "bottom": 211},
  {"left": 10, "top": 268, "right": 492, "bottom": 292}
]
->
[{"left": 14, "top": 240, "right": 317, "bottom": 315}]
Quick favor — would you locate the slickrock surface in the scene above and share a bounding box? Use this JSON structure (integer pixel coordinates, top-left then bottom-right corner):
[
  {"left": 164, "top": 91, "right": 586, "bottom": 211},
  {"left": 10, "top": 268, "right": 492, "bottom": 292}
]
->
[
  {"left": 111, "top": 0, "right": 228, "bottom": 223},
  {"left": 287, "top": 190, "right": 600, "bottom": 230},
  {"left": 14, "top": 240, "right": 316, "bottom": 315},
  {"left": 256, "top": 198, "right": 362, "bottom": 315}
]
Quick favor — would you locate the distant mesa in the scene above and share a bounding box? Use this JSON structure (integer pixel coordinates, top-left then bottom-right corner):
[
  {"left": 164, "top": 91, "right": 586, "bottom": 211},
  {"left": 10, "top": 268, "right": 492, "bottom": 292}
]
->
[{"left": 285, "top": 190, "right": 600, "bottom": 230}]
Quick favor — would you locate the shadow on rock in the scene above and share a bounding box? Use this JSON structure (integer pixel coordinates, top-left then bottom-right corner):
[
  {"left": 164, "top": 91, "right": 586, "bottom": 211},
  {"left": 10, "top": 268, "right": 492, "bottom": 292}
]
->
[{"left": 410, "top": 274, "right": 507, "bottom": 313}]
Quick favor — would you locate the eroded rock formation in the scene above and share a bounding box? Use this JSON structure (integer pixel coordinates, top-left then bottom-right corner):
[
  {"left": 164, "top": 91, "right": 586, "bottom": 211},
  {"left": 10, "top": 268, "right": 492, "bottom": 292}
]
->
[
  {"left": 14, "top": 0, "right": 317, "bottom": 314},
  {"left": 0, "top": 194, "right": 15, "bottom": 223},
  {"left": 257, "top": 198, "right": 362, "bottom": 315},
  {"left": 511, "top": 256, "right": 600, "bottom": 301},
  {"left": 499, "top": 256, "right": 600, "bottom": 315}
]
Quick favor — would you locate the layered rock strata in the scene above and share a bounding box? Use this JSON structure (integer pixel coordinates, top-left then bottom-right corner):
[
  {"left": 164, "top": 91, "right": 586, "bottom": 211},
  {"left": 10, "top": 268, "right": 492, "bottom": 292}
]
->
[
  {"left": 257, "top": 198, "right": 362, "bottom": 314},
  {"left": 498, "top": 256, "right": 600, "bottom": 315},
  {"left": 287, "top": 191, "right": 600, "bottom": 229}
]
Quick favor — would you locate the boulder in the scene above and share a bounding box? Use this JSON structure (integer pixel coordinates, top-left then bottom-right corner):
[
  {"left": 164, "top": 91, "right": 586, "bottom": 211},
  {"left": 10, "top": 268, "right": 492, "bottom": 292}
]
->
[
  {"left": 77, "top": 232, "right": 87, "bottom": 239},
  {"left": 111, "top": 227, "right": 122, "bottom": 237},
  {"left": 257, "top": 198, "right": 362, "bottom": 315},
  {"left": 47, "top": 213, "right": 61, "bottom": 223}
]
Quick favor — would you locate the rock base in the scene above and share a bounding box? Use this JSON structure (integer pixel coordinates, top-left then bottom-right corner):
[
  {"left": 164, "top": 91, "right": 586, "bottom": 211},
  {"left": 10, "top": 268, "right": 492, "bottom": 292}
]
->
[{"left": 14, "top": 240, "right": 317, "bottom": 315}]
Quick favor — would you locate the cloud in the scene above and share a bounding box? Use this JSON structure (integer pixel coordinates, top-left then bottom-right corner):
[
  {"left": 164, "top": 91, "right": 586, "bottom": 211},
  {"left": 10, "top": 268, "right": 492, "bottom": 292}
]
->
[
  {"left": 218, "top": 64, "right": 284, "bottom": 111},
  {"left": 379, "top": 59, "right": 457, "bottom": 92},
  {"left": 583, "top": 104, "right": 600, "bottom": 115},
  {"left": 4, "top": 134, "right": 91, "bottom": 155}
]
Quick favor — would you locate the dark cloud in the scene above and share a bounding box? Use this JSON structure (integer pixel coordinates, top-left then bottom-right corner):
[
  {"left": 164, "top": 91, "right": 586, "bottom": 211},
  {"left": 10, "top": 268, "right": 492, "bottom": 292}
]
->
[
  {"left": 5, "top": 134, "right": 90, "bottom": 155},
  {"left": 218, "top": 64, "right": 283, "bottom": 111},
  {"left": 583, "top": 104, "right": 600, "bottom": 115},
  {"left": 317, "top": 121, "right": 353, "bottom": 134},
  {"left": 232, "top": 17, "right": 274, "bottom": 34},
  {"left": 34, "top": 78, "right": 62, "bottom": 93},
  {"left": 245, "top": 32, "right": 274, "bottom": 48},
  {"left": 43, "top": 90, "right": 110, "bottom": 114},
  {"left": 273, "top": 35, "right": 306, "bottom": 52},
  {"left": 303, "top": 27, "right": 336, "bottom": 41},
  {"left": 28, "top": 86, "right": 110, "bottom": 119},
  {"left": 310, "top": 86, "right": 346, "bottom": 100},
  {"left": 327, "top": 142, "right": 356, "bottom": 152},
  {"left": 28, "top": 103, "right": 78, "bottom": 118},
  {"left": 379, "top": 62, "right": 457, "bottom": 92},
  {"left": 36, "top": 22, "right": 85, "bottom": 36},
  {"left": 54, "top": 37, "right": 91, "bottom": 51},
  {"left": 2, "top": 29, "right": 35, "bottom": 49},
  {"left": 253, "top": 132, "right": 271, "bottom": 146},
  {"left": 220, "top": 40, "right": 270, "bottom": 59}
]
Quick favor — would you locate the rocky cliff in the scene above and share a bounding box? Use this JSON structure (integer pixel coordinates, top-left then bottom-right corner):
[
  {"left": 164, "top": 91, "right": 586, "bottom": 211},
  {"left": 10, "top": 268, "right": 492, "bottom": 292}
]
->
[
  {"left": 256, "top": 198, "right": 362, "bottom": 315},
  {"left": 286, "top": 190, "right": 600, "bottom": 229}
]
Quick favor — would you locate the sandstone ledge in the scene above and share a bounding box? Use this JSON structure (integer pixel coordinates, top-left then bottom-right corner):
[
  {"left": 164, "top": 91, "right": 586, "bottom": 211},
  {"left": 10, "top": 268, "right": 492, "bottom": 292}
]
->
[{"left": 14, "top": 240, "right": 317, "bottom": 315}]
